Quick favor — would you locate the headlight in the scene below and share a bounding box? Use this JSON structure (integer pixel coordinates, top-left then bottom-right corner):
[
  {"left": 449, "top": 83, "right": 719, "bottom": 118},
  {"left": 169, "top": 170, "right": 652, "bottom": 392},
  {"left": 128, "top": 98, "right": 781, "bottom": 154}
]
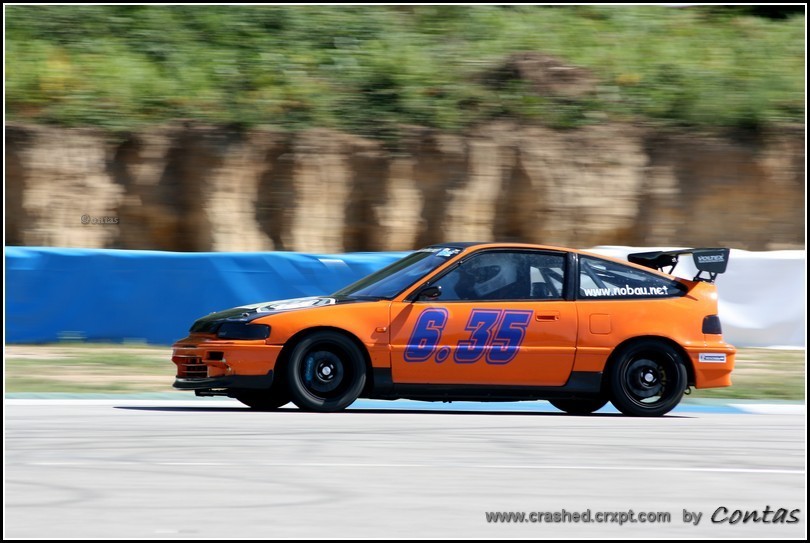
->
[{"left": 216, "top": 322, "right": 270, "bottom": 340}]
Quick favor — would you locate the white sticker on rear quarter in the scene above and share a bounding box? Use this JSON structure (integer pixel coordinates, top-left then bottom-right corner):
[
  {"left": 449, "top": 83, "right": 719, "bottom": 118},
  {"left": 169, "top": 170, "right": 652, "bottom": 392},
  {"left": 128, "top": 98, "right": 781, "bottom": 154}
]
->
[{"left": 699, "top": 353, "right": 727, "bottom": 363}]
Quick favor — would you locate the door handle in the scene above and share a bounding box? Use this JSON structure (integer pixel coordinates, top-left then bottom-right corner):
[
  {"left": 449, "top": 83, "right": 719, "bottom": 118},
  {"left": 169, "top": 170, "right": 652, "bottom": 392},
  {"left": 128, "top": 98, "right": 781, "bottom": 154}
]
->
[{"left": 536, "top": 312, "right": 560, "bottom": 322}]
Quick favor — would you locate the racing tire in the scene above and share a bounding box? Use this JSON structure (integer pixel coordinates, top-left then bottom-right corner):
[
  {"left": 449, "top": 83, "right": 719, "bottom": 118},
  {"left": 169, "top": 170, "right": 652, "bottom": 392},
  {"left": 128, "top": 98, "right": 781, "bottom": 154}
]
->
[
  {"left": 549, "top": 398, "right": 609, "bottom": 415},
  {"left": 608, "top": 340, "right": 687, "bottom": 417},
  {"left": 287, "top": 331, "right": 367, "bottom": 412},
  {"left": 232, "top": 386, "right": 291, "bottom": 410}
]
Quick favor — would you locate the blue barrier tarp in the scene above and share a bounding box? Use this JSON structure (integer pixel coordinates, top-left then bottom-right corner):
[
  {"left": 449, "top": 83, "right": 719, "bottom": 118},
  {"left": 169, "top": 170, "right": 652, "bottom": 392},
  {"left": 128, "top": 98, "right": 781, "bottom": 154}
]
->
[{"left": 6, "top": 247, "right": 407, "bottom": 345}]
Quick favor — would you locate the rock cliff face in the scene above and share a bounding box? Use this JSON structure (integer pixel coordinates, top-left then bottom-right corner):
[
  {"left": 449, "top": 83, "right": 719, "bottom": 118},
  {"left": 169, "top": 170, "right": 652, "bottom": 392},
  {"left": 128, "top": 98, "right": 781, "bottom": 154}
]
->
[{"left": 5, "top": 122, "right": 804, "bottom": 252}]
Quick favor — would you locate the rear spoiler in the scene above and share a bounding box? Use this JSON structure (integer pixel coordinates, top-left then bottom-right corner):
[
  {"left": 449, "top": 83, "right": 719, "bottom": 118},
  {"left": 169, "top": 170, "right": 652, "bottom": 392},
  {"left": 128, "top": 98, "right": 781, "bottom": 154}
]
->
[{"left": 628, "top": 248, "right": 730, "bottom": 283}]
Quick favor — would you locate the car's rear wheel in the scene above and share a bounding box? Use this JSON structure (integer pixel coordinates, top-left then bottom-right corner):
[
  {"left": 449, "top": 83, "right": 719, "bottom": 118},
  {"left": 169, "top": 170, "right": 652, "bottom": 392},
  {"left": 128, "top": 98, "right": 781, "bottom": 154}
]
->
[
  {"left": 232, "top": 386, "right": 291, "bottom": 410},
  {"left": 287, "top": 331, "right": 367, "bottom": 412},
  {"left": 549, "top": 398, "right": 608, "bottom": 415},
  {"left": 608, "top": 340, "right": 687, "bottom": 417}
]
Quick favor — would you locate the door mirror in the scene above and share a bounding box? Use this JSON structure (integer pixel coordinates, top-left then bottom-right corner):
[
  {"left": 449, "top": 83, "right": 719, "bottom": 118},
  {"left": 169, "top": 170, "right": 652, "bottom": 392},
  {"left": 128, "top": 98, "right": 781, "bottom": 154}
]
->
[{"left": 415, "top": 285, "right": 442, "bottom": 302}]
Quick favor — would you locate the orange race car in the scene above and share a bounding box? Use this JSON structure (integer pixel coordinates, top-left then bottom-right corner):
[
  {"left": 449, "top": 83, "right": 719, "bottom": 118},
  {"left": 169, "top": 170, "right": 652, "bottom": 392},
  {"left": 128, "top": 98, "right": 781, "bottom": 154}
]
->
[{"left": 171, "top": 243, "right": 735, "bottom": 416}]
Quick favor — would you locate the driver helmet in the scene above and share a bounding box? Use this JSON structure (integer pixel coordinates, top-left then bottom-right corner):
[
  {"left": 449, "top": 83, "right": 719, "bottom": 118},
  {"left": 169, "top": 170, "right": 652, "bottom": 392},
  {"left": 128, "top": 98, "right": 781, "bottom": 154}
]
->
[{"left": 468, "top": 253, "right": 518, "bottom": 297}]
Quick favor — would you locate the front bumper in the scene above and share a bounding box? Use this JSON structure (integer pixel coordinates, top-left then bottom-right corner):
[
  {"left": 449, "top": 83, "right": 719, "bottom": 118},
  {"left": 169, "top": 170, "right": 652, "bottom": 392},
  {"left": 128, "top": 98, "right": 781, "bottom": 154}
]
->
[
  {"left": 171, "top": 336, "right": 283, "bottom": 384},
  {"left": 173, "top": 371, "right": 274, "bottom": 391}
]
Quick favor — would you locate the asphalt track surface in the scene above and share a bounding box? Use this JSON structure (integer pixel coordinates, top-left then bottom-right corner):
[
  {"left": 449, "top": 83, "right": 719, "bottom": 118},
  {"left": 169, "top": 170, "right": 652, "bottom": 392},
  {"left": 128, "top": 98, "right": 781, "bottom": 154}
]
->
[{"left": 5, "top": 398, "right": 806, "bottom": 538}]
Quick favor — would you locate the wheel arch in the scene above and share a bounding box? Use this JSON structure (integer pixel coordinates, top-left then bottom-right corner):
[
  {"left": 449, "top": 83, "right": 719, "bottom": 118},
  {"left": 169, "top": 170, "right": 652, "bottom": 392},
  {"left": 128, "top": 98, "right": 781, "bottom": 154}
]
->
[
  {"left": 602, "top": 335, "right": 695, "bottom": 394},
  {"left": 275, "top": 326, "right": 374, "bottom": 393}
]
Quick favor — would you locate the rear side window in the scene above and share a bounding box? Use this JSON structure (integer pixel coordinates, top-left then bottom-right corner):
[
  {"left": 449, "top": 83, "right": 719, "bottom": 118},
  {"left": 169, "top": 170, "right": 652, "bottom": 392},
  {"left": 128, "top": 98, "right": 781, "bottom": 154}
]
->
[{"left": 578, "top": 256, "right": 686, "bottom": 299}]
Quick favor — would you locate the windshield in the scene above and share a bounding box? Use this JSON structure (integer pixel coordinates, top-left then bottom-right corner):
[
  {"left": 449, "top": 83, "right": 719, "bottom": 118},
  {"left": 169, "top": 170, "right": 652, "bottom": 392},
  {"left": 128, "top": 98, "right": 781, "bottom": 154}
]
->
[{"left": 333, "top": 247, "right": 463, "bottom": 300}]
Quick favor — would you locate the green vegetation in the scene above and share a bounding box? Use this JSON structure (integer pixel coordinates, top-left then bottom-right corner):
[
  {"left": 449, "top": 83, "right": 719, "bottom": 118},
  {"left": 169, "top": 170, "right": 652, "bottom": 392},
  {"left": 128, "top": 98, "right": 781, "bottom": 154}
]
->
[
  {"left": 689, "top": 348, "right": 805, "bottom": 401},
  {"left": 4, "top": 344, "right": 805, "bottom": 400},
  {"left": 6, "top": 345, "right": 175, "bottom": 394},
  {"left": 5, "top": 6, "right": 805, "bottom": 138}
]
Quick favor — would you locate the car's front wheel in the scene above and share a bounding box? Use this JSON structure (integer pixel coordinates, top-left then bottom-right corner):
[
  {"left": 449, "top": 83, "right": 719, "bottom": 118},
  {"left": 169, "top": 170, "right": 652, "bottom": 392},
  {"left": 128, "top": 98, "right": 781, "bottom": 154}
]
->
[
  {"left": 608, "top": 340, "right": 687, "bottom": 417},
  {"left": 287, "top": 331, "right": 367, "bottom": 412},
  {"left": 549, "top": 398, "right": 608, "bottom": 415}
]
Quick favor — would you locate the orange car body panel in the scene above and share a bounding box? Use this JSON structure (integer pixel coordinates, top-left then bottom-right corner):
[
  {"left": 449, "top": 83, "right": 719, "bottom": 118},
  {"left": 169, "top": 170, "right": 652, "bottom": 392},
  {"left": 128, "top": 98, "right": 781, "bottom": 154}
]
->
[{"left": 171, "top": 243, "right": 735, "bottom": 393}]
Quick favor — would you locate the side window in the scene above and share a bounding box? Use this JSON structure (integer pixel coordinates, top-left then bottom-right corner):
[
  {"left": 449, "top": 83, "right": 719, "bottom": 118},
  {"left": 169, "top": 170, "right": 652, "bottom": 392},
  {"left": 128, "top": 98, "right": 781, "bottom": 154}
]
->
[
  {"left": 432, "top": 251, "right": 566, "bottom": 301},
  {"left": 578, "top": 256, "right": 687, "bottom": 299},
  {"left": 528, "top": 253, "right": 565, "bottom": 299}
]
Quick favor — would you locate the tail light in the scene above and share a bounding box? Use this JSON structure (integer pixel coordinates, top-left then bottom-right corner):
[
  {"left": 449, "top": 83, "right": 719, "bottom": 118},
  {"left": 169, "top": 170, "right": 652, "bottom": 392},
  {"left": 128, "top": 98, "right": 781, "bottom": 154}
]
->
[{"left": 702, "top": 315, "right": 723, "bottom": 335}]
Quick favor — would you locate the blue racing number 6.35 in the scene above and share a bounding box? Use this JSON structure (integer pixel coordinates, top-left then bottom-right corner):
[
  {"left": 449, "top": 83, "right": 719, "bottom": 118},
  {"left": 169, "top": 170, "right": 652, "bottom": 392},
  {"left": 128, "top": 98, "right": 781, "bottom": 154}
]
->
[{"left": 405, "top": 308, "right": 533, "bottom": 365}]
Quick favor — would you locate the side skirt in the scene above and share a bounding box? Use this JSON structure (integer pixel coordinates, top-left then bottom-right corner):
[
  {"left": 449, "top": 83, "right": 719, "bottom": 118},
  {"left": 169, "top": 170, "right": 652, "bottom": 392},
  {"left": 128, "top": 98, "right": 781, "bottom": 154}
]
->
[{"left": 367, "top": 369, "right": 603, "bottom": 402}]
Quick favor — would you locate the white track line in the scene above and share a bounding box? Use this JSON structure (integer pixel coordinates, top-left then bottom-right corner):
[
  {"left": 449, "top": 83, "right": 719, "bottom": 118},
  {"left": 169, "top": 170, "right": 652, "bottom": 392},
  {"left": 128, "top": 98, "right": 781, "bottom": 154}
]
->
[{"left": 728, "top": 403, "right": 806, "bottom": 415}]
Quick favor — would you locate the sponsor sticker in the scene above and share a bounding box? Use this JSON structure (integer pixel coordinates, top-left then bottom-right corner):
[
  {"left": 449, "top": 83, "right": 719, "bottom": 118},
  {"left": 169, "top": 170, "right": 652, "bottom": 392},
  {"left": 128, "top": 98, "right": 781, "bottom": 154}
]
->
[
  {"left": 696, "top": 254, "right": 725, "bottom": 264},
  {"left": 581, "top": 284, "right": 669, "bottom": 297},
  {"left": 699, "top": 353, "right": 727, "bottom": 363},
  {"left": 436, "top": 248, "right": 462, "bottom": 258}
]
